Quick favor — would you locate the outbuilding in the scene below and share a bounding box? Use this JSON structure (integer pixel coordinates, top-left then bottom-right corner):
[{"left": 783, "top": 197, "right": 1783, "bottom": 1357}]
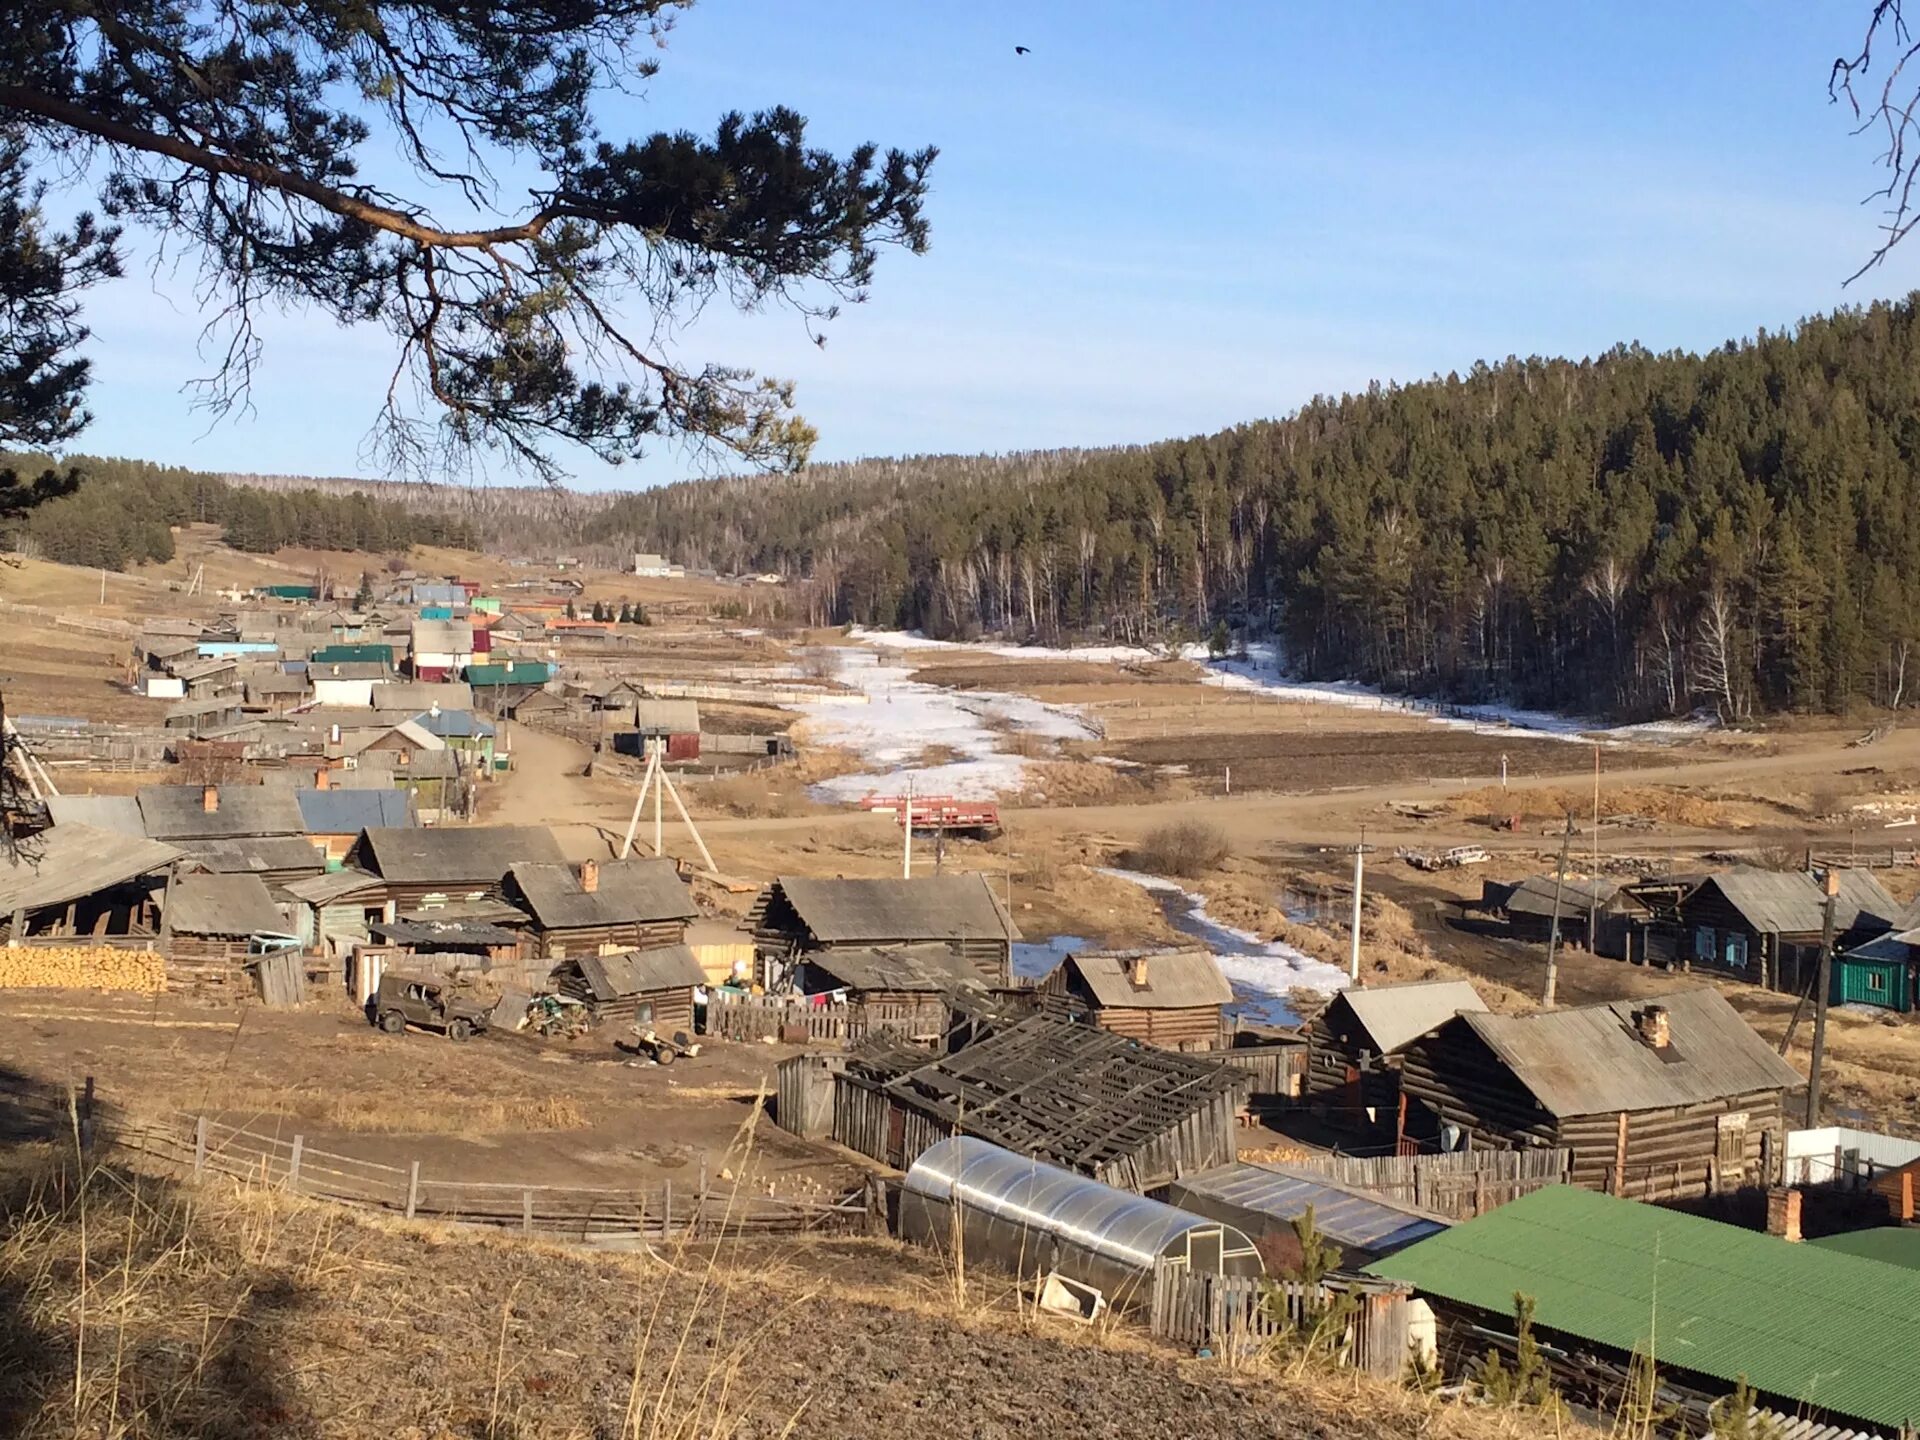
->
[
  {"left": 749, "top": 874, "right": 1019, "bottom": 988},
  {"left": 548, "top": 943, "right": 704, "bottom": 1031},
  {"left": 345, "top": 825, "right": 566, "bottom": 909},
  {"left": 1306, "top": 980, "right": 1486, "bottom": 1136},
  {"left": 161, "top": 872, "right": 292, "bottom": 968},
  {"left": 1042, "top": 947, "right": 1232, "bottom": 1051}
]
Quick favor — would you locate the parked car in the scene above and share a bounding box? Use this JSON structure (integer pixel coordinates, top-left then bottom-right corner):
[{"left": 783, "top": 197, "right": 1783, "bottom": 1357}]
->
[{"left": 373, "top": 973, "right": 492, "bottom": 1041}]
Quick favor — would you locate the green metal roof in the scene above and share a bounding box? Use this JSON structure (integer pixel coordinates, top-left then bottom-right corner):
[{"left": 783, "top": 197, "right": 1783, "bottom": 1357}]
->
[
  {"left": 1365, "top": 1185, "right": 1920, "bottom": 1430},
  {"left": 311, "top": 643, "right": 393, "bottom": 665},
  {"left": 1808, "top": 1226, "right": 1920, "bottom": 1271},
  {"left": 466, "top": 661, "right": 553, "bottom": 686}
]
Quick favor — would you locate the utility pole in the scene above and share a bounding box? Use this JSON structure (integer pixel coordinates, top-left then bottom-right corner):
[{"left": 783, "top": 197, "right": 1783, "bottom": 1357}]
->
[
  {"left": 1543, "top": 814, "right": 1574, "bottom": 1007},
  {"left": 1807, "top": 871, "right": 1840, "bottom": 1126},
  {"left": 902, "top": 775, "right": 914, "bottom": 879},
  {"left": 1348, "top": 829, "right": 1372, "bottom": 983},
  {"left": 1590, "top": 744, "right": 1601, "bottom": 952}
]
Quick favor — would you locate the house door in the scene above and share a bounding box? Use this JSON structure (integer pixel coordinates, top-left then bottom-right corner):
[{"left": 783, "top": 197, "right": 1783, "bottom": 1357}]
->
[
  {"left": 885, "top": 1106, "right": 906, "bottom": 1168},
  {"left": 1715, "top": 1112, "right": 1749, "bottom": 1190},
  {"left": 1343, "top": 1065, "right": 1362, "bottom": 1126}
]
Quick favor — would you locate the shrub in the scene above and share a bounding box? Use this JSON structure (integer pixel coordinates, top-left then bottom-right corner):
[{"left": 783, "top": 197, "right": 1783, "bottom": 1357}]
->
[{"left": 1128, "top": 820, "right": 1229, "bottom": 878}]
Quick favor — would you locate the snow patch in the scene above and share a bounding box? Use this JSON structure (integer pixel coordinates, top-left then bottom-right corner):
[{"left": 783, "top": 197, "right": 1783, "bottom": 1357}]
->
[{"left": 1012, "top": 934, "right": 1087, "bottom": 982}]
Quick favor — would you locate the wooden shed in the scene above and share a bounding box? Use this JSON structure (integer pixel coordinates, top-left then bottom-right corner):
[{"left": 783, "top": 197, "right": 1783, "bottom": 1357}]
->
[
  {"left": 749, "top": 874, "right": 1019, "bottom": 987},
  {"left": 795, "top": 941, "right": 987, "bottom": 1043},
  {"left": 502, "top": 857, "right": 698, "bottom": 959},
  {"left": 830, "top": 1013, "right": 1248, "bottom": 1191},
  {"left": 1306, "top": 981, "right": 1487, "bottom": 1135},
  {"left": 1831, "top": 925, "right": 1920, "bottom": 1013},
  {"left": 161, "top": 872, "right": 292, "bottom": 967},
  {"left": 548, "top": 943, "right": 704, "bottom": 1032},
  {"left": 1480, "top": 874, "right": 1627, "bottom": 949},
  {"left": 345, "top": 825, "right": 566, "bottom": 909},
  {"left": 1396, "top": 987, "right": 1803, "bottom": 1200},
  {"left": 1042, "top": 947, "right": 1231, "bottom": 1052},
  {"left": 0, "top": 825, "right": 180, "bottom": 942}
]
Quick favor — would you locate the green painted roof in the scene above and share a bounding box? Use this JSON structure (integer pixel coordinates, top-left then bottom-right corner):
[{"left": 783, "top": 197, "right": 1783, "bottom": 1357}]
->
[
  {"left": 1808, "top": 1226, "right": 1920, "bottom": 1271},
  {"left": 466, "top": 661, "right": 553, "bottom": 686},
  {"left": 311, "top": 643, "right": 393, "bottom": 665},
  {"left": 1365, "top": 1185, "right": 1920, "bottom": 1429}
]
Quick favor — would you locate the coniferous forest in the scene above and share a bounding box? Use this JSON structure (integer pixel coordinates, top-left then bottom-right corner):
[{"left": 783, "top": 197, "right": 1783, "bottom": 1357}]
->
[{"left": 585, "top": 297, "right": 1920, "bottom": 720}]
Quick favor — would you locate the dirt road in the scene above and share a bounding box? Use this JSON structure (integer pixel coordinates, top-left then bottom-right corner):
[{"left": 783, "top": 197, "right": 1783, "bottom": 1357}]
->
[{"left": 484, "top": 720, "right": 640, "bottom": 851}]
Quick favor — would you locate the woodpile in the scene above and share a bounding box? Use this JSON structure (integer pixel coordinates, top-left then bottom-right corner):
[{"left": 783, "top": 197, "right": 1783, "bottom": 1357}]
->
[{"left": 0, "top": 946, "right": 166, "bottom": 994}]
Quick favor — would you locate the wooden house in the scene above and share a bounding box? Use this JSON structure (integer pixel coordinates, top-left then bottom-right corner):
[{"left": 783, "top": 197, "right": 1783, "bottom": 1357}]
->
[
  {"left": 1306, "top": 981, "right": 1487, "bottom": 1134},
  {"left": 169, "top": 656, "right": 242, "bottom": 699},
  {"left": 410, "top": 618, "right": 474, "bottom": 680},
  {"left": 1666, "top": 867, "right": 1899, "bottom": 993},
  {"left": 830, "top": 1013, "right": 1249, "bottom": 1191},
  {"left": 749, "top": 874, "right": 1019, "bottom": 987},
  {"left": 0, "top": 825, "right": 180, "bottom": 942},
  {"left": 548, "top": 943, "right": 704, "bottom": 1031},
  {"left": 161, "top": 872, "right": 292, "bottom": 966},
  {"left": 136, "top": 784, "right": 306, "bottom": 843},
  {"left": 505, "top": 687, "right": 568, "bottom": 722},
  {"left": 502, "top": 857, "right": 697, "bottom": 959},
  {"left": 163, "top": 697, "right": 248, "bottom": 734},
  {"left": 1831, "top": 925, "right": 1920, "bottom": 1013},
  {"left": 793, "top": 941, "right": 987, "bottom": 1043},
  {"left": 1042, "top": 947, "right": 1232, "bottom": 1051},
  {"left": 1396, "top": 987, "right": 1803, "bottom": 1199},
  {"left": 345, "top": 825, "right": 566, "bottom": 909},
  {"left": 246, "top": 671, "right": 310, "bottom": 713},
  {"left": 175, "top": 837, "right": 329, "bottom": 889},
  {"left": 1479, "top": 874, "right": 1628, "bottom": 949}
]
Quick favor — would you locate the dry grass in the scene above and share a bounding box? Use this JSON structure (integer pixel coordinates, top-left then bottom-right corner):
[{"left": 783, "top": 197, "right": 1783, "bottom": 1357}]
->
[
  {"left": 242, "top": 1090, "right": 591, "bottom": 1135},
  {"left": 1449, "top": 783, "right": 1732, "bottom": 828}
]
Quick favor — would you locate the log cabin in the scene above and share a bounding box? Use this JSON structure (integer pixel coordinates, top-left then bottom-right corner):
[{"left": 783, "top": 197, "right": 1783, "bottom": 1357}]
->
[
  {"left": 1306, "top": 981, "right": 1487, "bottom": 1136},
  {"left": 502, "top": 857, "right": 697, "bottom": 960},
  {"left": 749, "top": 874, "right": 1019, "bottom": 987},
  {"left": 1396, "top": 987, "right": 1803, "bottom": 1200},
  {"left": 136, "top": 784, "right": 306, "bottom": 843},
  {"left": 160, "top": 871, "right": 291, "bottom": 968},
  {"left": 344, "top": 825, "right": 566, "bottom": 910},
  {"left": 793, "top": 941, "right": 988, "bottom": 1043},
  {"left": 1042, "top": 947, "right": 1231, "bottom": 1052},
  {"left": 1664, "top": 867, "right": 1898, "bottom": 993},
  {"left": 547, "top": 943, "right": 704, "bottom": 1032}
]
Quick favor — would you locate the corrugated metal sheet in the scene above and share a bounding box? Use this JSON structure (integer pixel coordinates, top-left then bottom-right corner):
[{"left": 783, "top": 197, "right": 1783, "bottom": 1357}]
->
[
  {"left": 1333, "top": 980, "right": 1488, "bottom": 1054},
  {"left": 770, "top": 874, "right": 1020, "bottom": 944},
  {"left": 1368, "top": 1186, "right": 1920, "bottom": 1432},
  {"left": 0, "top": 825, "right": 182, "bottom": 913},
  {"left": 1807, "top": 1227, "right": 1920, "bottom": 1271},
  {"left": 1069, "top": 949, "right": 1233, "bottom": 1009},
  {"left": 1459, "top": 986, "right": 1804, "bottom": 1118},
  {"left": 1168, "top": 1162, "right": 1449, "bottom": 1255}
]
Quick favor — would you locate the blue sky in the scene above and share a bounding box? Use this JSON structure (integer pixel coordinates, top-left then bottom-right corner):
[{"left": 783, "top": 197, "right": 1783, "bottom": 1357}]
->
[{"left": 67, "top": 2, "right": 1920, "bottom": 486}]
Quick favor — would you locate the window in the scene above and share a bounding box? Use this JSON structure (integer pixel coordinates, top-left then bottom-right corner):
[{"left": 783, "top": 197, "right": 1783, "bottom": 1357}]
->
[
  {"left": 1868, "top": 971, "right": 1889, "bottom": 995},
  {"left": 633, "top": 1001, "right": 654, "bottom": 1027}
]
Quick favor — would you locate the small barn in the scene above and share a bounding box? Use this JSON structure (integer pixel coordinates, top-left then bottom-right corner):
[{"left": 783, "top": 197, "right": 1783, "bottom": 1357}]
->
[
  {"left": 1669, "top": 867, "right": 1899, "bottom": 993},
  {"left": 831, "top": 1013, "right": 1248, "bottom": 1190},
  {"left": 1043, "top": 947, "right": 1232, "bottom": 1051},
  {"left": 750, "top": 874, "right": 1019, "bottom": 987},
  {"left": 1396, "top": 987, "right": 1803, "bottom": 1199},
  {"left": 503, "top": 857, "right": 697, "bottom": 959},
  {"left": 162, "top": 872, "right": 292, "bottom": 966},
  {"left": 630, "top": 698, "right": 700, "bottom": 761},
  {"left": 346, "top": 825, "right": 566, "bottom": 909},
  {"left": 1480, "top": 873, "right": 1626, "bottom": 948},
  {"left": 548, "top": 943, "right": 704, "bottom": 1031},
  {"left": 1306, "top": 980, "right": 1487, "bottom": 1135}
]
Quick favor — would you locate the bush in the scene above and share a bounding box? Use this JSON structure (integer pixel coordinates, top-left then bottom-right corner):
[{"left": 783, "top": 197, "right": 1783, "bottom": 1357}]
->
[{"left": 1127, "top": 821, "right": 1230, "bottom": 878}]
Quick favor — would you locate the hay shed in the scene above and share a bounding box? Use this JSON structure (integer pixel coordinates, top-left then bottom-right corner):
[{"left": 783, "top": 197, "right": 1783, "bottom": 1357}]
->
[{"left": 900, "top": 1136, "right": 1263, "bottom": 1308}]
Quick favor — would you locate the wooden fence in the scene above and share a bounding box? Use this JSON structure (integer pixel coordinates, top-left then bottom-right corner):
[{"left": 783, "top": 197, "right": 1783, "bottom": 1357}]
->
[
  {"left": 704, "top": 994, "right": 947, "bottom": 1045},
  {"left": 1148, "top": 1263, "right": 1413, "bottom": 1377},
  {"left": 114, "top": 1111, "right": 870, "bottom": 1244},
  {"left": 1282, "top": 1148, "right": 1571, "bottom": 1220}
]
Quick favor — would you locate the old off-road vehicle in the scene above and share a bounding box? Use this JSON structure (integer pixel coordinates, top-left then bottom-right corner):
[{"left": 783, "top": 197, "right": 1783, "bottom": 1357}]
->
[{"left": 373, "top": 973, "right": 492, "bottom": 1041}]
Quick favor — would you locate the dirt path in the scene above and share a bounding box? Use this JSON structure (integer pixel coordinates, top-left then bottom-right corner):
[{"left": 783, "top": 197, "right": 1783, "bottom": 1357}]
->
[{"left": 485, "top": 721, "right": 636, "bottom": 844}]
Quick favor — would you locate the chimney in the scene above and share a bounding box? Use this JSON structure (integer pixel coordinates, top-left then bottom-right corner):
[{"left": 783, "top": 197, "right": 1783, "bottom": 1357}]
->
[
  {"left": 314, "top": 766, "right": 331, "bottom": 791},
  {"left": 1634, "top": 1004, "right": 1671, "bottom": 1050},
  {"left": 329, "top": 722, "right": 341, "bottom": 744},
  {"left": 1766, "top": 1186, "right": 1803, "bottom": 1243},
  {"left": 579, "top": 859, "right": 599, "bottom": 894},
  {"left": 1129, "top": 954, "right": 1150, "bottom": 988},
  {"left": 201, "top": 784, "right": 219, "bottom": 814}
]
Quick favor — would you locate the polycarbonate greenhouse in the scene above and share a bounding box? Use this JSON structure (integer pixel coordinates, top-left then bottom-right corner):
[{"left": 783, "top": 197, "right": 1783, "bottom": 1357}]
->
[{"left": 899, "top": 1136, "right": 1264, "bottom": 1305}]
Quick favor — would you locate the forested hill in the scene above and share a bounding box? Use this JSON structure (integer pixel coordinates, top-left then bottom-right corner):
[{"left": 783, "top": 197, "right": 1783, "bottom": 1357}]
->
[
  {"left": 1, "top": 456, "right": 477, "bottom": 568},
  {"left": 587, "top": 297, "right": 1920, "bottom": 721}
]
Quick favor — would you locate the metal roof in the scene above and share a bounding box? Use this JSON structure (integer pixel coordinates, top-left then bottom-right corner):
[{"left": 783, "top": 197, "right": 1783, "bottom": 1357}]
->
[
  {"left": 164, "top": 872, "right": 287, "bottom": 935},
  {"left": 1840, "top": 927, "right": 1920, "bottom": 966},
  {"left": 803, "top": 942, "right": 986, "bottom": 993},
  {"left": 1328, "top": 980, "right": 1488, "bottom": 1054},
  {"left": 1366, "top": 1185, "right": 1920, "bottom": 1432},
  {"left": 767, "top": 874, "right": 1020, "bottom": 945},
  {"left": 567, "top": 943, "right": 705, "bottom": 1000},
  {"left": 411, "top": 709, "right": 495, "bottom": 739},
  {"left": 295, "top": 788, "right": 412, "bottom": 834},
  {"left": 1068, "top": 948, "right": 1233, "bottom": 1009},
  {"left": 506, "top": 858, "right": 696, "bottom": 929},
  {"left": 377, "top": 682, "right": 473, "bottom": 713},
  {"left": 1167, "top": 1162, "right": 1450, "bottom": 1256},
  {"left": 1500, "top": 873, "right": 1622, "bottom": 918},
  {"left": 137, "top": 785, "right": 307, "bottom": 840},
  {"left": 46, "top": 794, "right": 145, "bottom": 838},
  {"left": 632, "top": 699, "right": 700, "bottom": 733},
  {"left": 1808, "top": 1227, "right": 1920, "bottom": 1271},
  {"left": 410, "top": 619, "right": 474, "bottom": 654},
  {"left": 0, "top": 825, "right": 182, "bottom": 914},
  {"left": 354, "top": 826, "right": 565, "bottom": 884},
  {"left": 1453, "top": 987, "right": 1804, "bottom": 1118},
  {"left": 905, "top": 1136, "right": 1262, "bottom": 1279},
  {"left": 1693, "top": 868, "right": 1899, "bottom": 936}
]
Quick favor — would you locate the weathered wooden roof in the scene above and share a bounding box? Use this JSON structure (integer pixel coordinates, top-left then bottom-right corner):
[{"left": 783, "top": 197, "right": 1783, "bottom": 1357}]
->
[
  {"left": 371, "top": 917, "right": 522, "bottom": 946},
  {"left": 1499, "top": 873, "right": 1622, "bottom": 918},
  {"left": 137, "top": 785, "right": 306, "bottom": 840},
  {"left": 1326, "top": 980, "right": 1487, "bottom": 1054},
  {"left": 164, "top": 872, "right": 287, "bottom": 936},
  {"left": 804, "top": 942, "right": 986, "bottom": 993},
  {"left": 1067, "top": 948, "right": 1233, "bottom": 1009},
  {"left": 410, "top": 618, "right": 474, "bottom": 653},
  {"left": 567, "top": 944, "right": 705, "bottom": 1000},
  {"left": 353, "top": 825, "right": 564, "bottom": 884},
  {"left": 0, "top": 826, "right": 182, "bottom": 914},
  {"left": 175, "top": 837, "right": 328, "bottom": 875},
  {"left": 282, "top": 867, "right": 385, "bottom": 905},
  {"left": 1691, "top": 867, "right": 1898, "bottom": 936},
  {"left": 764, "top": 874, "right": 1020, "bottom": 945},
  {"left": 505, "top": 858, "right": 697, "bottom": 929},
  {"left": 1453, "top": 987, "right": 1803, "bottom": 1118},
  {"left": 46, "top": 794, "right": 145, "bottom": 838}
]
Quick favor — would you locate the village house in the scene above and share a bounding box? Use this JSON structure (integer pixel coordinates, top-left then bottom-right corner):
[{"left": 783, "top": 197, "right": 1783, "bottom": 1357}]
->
[
  {"left": 137, "top": 784, "right": 307, "bottom": 844},
  {"left": 182, "top": 837, "right": 329, "bottom": 889},
  {"left": 310, "top": 642, "right": 396, "bottom": 668},
  {"left": 295, "top": 785, "right": 413, "bottom": 864},
  {"left": 1831, "top": 925, "right": 1920, "bottom": 1013},
  {"left": 1477, "top": 874, "right": 1637, "bottom": 951},
  {"left": 1659, "top": 866, "right": 1898, "bottom": 991},
  {"left": 505, "top": 687, "right": 568, "bottom": 722},
  {"left": 749, "top": 874, "right": 1019, "bottom": 987},
  {"left": 344, "top": 825, "right": 566, "bottom": 910},
  {"left": 1306, "top": 980, "right": 1488, "bottom": 1136},
  {"left": 502, "top": 857, "right": 697, "bottom": 959},
  {"left": 788, "top": 941, "right": 988, "bottom": 1043},
  {"left": 614, "top": 699, "right": 702, "bottom": 762},
  {"left": 160, "top": 871, "right": 292, "bottom": 968},
  {"left": 245, "top": 671, "right": 310, "bottom": 714},
  {"left": 632, "top": 552, "right": 684, "bottom": 578},
  {"left": 163, "top": 697, "right": 249, "bottom": 735},
  {"left": 308, "top": 660, "right": 391, "bottom": 708},
  {"left": 547, "top": 943, "right": 704, "bottom": 1031},
  {"left": 0, "top": 825, "right": 181, "bottom": 942},
  {"left": 411, "top": 708, "right": 496, "bottom": 769},
  {"left": 1396, "top": 987, "right": 1803, "bottom": 1199},
  {"left": 1041, "top": 947, "right": 1232, "bottom": 1051},
  {"left": 409, "top": 619, "right": 475, "bottom": 680},
  {"left": 378, "top": 681, "right": 473, "bottom": 715}
]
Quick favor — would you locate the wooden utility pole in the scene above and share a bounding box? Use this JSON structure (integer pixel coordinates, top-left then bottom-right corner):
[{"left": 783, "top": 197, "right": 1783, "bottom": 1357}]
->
[
  {"left": 1348, "top": 829, "right": 1373, "bottom": 982},
  {"left": 1806, "top": 871, "right": 1841, "bottom": 1126},
  {"left": 1543, "top": 814, "right": 1575, "bottom": 1008}
]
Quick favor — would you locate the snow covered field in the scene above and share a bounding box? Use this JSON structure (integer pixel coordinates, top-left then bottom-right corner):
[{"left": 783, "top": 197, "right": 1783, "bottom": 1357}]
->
[
  {"left": 1098, "top": 867, "right": 1350, "bottom": 1026},
  {"left": 794, "top": 649, "right": 1096, "bottom": 801}
]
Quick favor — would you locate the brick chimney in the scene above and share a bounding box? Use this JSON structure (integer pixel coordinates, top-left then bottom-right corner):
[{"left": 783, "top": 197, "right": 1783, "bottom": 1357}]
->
[
  {"left": 1766, "top": 1186, "right": 1803, "bottom": 1243},
  {"left": 1634, "top": 1004, "right": 1670, "bottom": 1050},
  {"left": 313, "top": 766, "right": 331, "bottom": 791},
  {"left": 1129, "top": 954, "right": 1150, "bottom": 988},
  {"left": 201, "top": 784, "right": 219, "bottom": 813},
  {"left": 579, "top": 859, "right": 599, "bottom": 894}
]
